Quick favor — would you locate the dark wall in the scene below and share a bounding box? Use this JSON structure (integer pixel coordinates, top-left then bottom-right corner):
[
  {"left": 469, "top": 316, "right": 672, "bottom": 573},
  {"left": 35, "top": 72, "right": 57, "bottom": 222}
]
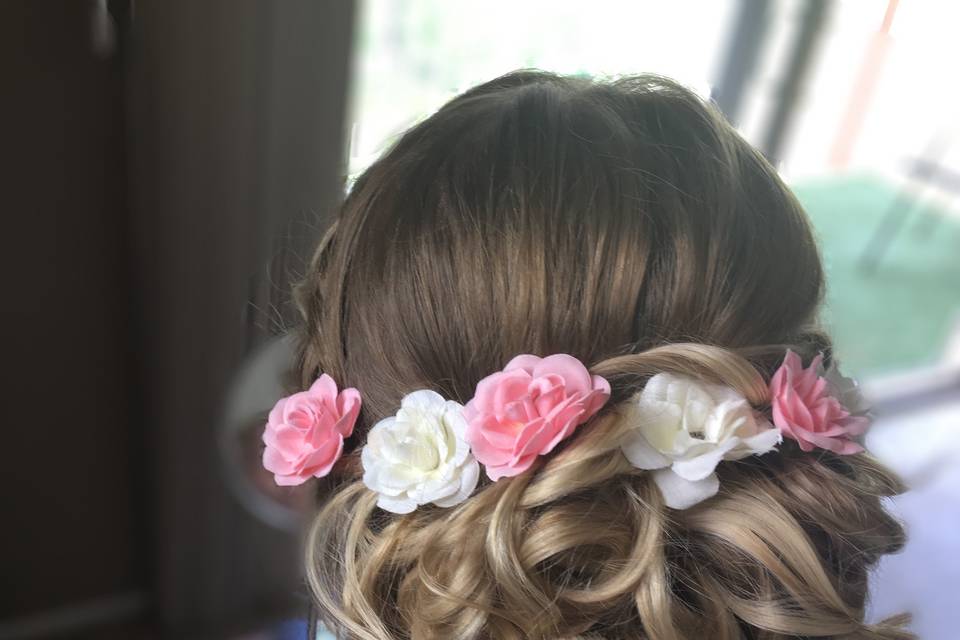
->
[
  {"left": 1, "top": 1, "right": 355, "bottom": 637},
  {"left": 1, "top": 0, "right": 142, "bottom": 623},
  {"left": 125, "top": 1, "right": 355, "bottom": 635}
]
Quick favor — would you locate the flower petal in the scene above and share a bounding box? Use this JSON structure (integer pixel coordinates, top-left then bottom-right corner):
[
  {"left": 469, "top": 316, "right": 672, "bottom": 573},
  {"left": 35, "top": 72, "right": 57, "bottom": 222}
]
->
[
  {"left": 301, "top": 436, "right": 344, "bottom": 478},
  {"left": 433, "top": 458, "right": 480, "bottom": 507},
  {"left": 263, "top": 424, "right": 306, "bottom": 457},
  {"left": 273, "top": 473, "right": 308, "bottom": 487},
  {"left": 823, "top": 361, "right": 870, "bottom": 414},
  {"left": 512, "top": 417, "right": 552, "bottom": 459},
  {"left": 621, "top": 432, "right": 671, "bottom": 470},
  {"left": 702, "top": 399, "right": 750, "bottom": 442},
  {"left": 309, "top": 374, "right": 341, "bottom": 418},
  {"left": 401, "top": 389, "right": 448, "bottom": 411},
  {"left": 653, "top": 468, "right": 720, "bottom": 509},
  {"left": 364, "top": 460, "right": 421, "bottom": 493},
  {"left": 736, "top": 425, "right": 782, "bottom": 456},
  {"left": 335, "top": 387, "right": 362, "bottom": 437},
  {"left": 802, "top": 430, "right": 865, "bottom": 455},
  {"left": 309, "top": 373, "right": 339, "bottom": 399},
  {"left": 838, "top": 415, "right": 870, "bottom": 436},
  {"left": 583, "top": 380, "right": 612, "bottom": 417},
  {"left": 473, "top": 369, "right": 528, "bottom": 414},
  {"left": 503, "top": 354, "right": 541, "bottom": 375},
  {"left": 262, "top": 445, "right": 297, "bottom": 476},
  {"left": 634, "top": 400, "right": 684, "bottom": 455},
  {"left": 531, "top": 376, "right": 566, "bottom": 416},
  {"left": 266, "top": 397, "right": 287, "bottom": 431},
  {"left": 531, "top": 354, "right": 594, "bottom": 397},
  {"left": 670, "top": 437, "right": 741, "bottom": 481},
  {"left": 376, "top": 494, "right": 418, "bottom": 514},
  {"left": 546, "top": 404, "right": 587, "bottom": 451},
  {"left": 419, "top": 474, "right": 460, "bottom": 504},
  {"left": 486, "top": 453, "right": 536, "bottom": 480},
  {"left": 468, "top": 422, "right": 515, "bottom": 466},
  {"left": 493, "top": 375, "right": 536, "bottom": 419}
]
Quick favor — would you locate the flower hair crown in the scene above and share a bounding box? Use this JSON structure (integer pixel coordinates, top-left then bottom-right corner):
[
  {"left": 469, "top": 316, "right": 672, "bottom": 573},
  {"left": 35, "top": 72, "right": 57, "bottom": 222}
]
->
[{"left": 262, "top": 350, "right": 869, "bottom": 512}]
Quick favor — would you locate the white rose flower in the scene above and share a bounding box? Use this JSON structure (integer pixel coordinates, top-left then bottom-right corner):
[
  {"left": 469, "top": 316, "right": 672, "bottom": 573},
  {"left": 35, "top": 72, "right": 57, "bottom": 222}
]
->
[
  {"left": 361, "top": 390, "right": 480, "bottom": 514},
  {"left": 620, "top": 373, "right": 781, "bottom": 509}
]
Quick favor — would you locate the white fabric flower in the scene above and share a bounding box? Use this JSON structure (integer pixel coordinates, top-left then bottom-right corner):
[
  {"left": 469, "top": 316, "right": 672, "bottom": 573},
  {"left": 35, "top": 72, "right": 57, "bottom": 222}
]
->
[
  {"left": 620, "top": 373, "right": 781, "bottom": 509},
  {"left": 361, "top": 390, "right": 480, "bottom": 514}
]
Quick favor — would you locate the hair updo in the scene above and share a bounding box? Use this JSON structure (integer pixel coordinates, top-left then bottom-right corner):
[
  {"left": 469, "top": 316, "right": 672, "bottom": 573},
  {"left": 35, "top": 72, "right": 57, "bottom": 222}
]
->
[{"left": 295, "top": 71, "right": 910, "bottom": 639}]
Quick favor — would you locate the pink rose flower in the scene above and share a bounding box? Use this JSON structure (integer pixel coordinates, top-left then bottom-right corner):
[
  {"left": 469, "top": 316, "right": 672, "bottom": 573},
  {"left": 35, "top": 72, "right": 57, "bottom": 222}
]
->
[
  {"left": 769, "top": 350, "right": 868, "bottom": 455},
  {"left": 262, "top": 374, "right": 361, "bottom": 486},
  {"left": 464, "top": 354, "right": 611, "bottom": 480}
]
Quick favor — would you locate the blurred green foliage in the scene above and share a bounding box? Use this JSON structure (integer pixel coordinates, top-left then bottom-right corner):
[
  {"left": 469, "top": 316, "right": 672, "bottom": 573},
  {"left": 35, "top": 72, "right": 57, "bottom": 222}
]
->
[{"left": 795, "top": 174, "right": 960, "bottom": 375}]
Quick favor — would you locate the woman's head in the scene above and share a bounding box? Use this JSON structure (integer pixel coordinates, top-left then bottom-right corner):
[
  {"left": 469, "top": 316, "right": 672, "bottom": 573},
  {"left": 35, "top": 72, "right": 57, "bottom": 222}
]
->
[{"left": 295, "top": 72, "right": 908, "bottom": 639}]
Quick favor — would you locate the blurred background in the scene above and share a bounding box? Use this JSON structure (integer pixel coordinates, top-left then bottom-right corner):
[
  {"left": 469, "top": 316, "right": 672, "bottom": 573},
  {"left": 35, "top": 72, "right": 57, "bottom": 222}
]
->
[{"left": 2, "top": 0, "right": 958, "bottom": 638}]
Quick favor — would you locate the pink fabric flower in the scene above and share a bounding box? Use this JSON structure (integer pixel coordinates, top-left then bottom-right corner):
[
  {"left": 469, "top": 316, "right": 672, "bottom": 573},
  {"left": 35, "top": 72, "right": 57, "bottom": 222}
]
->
[
  {"left": 769, "top": 350, "right": 868, "bottom": 455},
  {"left": 464, "top": 354, "right": 611, "bottom": 480},
  {"left": 262, "top": 374, "right": 361, "bottom": 486}
]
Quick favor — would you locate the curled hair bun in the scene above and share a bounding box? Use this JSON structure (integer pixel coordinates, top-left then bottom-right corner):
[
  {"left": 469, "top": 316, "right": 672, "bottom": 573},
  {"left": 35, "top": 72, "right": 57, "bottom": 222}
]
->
[
  {"left": 297, "top": 72, "right": 911, "bottom": 639},
  {"left": 306, "top": 344, "right": 909, "bottom": 639}
]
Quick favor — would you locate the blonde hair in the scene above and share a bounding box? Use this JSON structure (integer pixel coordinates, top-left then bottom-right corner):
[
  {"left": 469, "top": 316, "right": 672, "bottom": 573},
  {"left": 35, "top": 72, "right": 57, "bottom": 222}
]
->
[{"left": 296, "top": 72, "right": 910, "bottom": 639}]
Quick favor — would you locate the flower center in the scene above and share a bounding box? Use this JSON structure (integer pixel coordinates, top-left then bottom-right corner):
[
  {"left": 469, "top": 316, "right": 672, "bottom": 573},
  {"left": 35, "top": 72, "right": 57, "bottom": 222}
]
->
[{"left": 400, "top": 429, "right": 440, "bottom": 471}]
